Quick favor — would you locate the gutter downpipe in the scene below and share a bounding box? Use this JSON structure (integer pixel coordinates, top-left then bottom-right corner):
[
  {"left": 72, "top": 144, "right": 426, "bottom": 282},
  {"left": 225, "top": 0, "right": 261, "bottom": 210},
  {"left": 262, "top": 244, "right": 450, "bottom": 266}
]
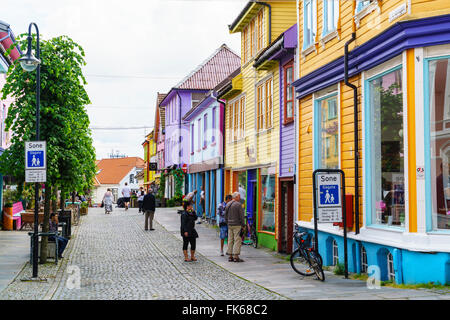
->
[
  {"left": 258, "top": 2, "right": 272, "bottom": 45},
  {"left": 344, "top": 32, "right": 360, "bottom": 235}
]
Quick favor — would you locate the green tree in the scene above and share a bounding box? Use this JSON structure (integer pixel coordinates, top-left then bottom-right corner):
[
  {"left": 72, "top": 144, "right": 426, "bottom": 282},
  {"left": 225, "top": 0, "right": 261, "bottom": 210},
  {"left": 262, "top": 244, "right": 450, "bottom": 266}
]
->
[{"left": 0, "top": 35, "right": 96, "bottom": 263}]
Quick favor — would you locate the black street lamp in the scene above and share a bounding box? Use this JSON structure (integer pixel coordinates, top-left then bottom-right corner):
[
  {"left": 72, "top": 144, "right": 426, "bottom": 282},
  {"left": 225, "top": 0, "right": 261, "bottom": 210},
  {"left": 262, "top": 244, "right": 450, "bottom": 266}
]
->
[{"left": 19, "top": 22, "right": 41, "bottom": 279}]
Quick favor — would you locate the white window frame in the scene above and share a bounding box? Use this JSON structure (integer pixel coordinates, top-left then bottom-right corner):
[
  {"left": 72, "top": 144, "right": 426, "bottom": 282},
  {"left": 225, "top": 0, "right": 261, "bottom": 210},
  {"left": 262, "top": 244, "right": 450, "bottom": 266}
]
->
[
  {"left": 332, "top": 239, "right": 339, "bottom": 266},
  {"left": 387, "top": 252, "right": 395, "bottom": 281},
  {"left": 228, "top": 94, "right": 246, "bottom": 142},
  {"left": 321, "top": 0, "right": 339, "bottom": 46},
  {"left": 354, "top": 0, "right": 381, "bottom": 28},
  {"left": 360, "top": 245, "right": 368, "bottom": 273},
  {"left": 255, "top": 75, "right": 274, "bottom": 133}
]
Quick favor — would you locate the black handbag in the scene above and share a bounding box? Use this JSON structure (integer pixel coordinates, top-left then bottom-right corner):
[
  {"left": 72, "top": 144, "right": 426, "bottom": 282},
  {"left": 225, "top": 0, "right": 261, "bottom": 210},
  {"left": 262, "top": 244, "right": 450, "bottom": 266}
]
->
[{"left": 101, "top": 201, "right": 104, "bottom": 208}]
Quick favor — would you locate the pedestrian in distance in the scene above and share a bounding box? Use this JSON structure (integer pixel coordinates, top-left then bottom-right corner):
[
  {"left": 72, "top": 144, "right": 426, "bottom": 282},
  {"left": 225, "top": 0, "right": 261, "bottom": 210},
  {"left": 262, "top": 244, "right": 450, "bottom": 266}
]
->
[
  {"left": 200, "top": 186, "right": 205, "bottom": 220},
  {"left": 180, "top": 201, "right": 198, "bottom": 262},
  {"left": 122, "top": 182, "right": 131, "bottom": 210},
  {"left": 142, "top": 189, "right": 156, "bottom": 231},
  {"left": 217, "top": 194, "right": 232, "bottom": 256},
  {"left": 138, "top": 190, "right": 145, "bottom": 214},
  {"left": 225, "top": 192, "right": 246, "bottom": 262},
  {"left": 103, "top": 188, "right": 114, "bottom": 214}
]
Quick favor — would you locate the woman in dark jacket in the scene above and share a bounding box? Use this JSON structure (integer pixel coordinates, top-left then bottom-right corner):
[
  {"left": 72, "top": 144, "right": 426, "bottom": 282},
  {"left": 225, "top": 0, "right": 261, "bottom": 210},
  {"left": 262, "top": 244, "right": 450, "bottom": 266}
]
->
[{"left": 180, "top": 201, "right": 198, "bottom": 262}]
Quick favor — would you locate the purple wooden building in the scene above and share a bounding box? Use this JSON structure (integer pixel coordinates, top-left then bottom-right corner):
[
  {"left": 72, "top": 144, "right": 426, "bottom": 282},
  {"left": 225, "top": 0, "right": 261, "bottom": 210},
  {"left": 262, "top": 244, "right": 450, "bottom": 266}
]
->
[{"left": 161, "top": 44, "right": 240, "bottom": 199}]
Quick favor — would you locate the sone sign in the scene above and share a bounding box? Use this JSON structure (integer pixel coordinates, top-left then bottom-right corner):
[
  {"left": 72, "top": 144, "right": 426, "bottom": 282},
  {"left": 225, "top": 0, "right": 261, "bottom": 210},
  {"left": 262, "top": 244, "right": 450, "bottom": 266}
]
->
[
  {"left": 316, "top": 173, "right": 342, "bottom": 223},
  {"left": 25, "top": 141, "right": 47, "bottom": 182}
]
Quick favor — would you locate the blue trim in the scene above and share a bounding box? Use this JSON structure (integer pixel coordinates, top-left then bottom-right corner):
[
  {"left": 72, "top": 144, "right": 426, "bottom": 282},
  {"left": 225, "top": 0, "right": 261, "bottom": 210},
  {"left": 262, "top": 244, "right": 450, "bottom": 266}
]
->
[
  {"left": 313, "top": 92, "right": 338, "bottom": 170},
  {"left": 364, "top": 65, "right": 404, "bottom": 229},
  {"left": 294, "top": 14, "right": 450, "bottom": 99},
  {"left": 424, "top": 54, "right": 450, "bottom": 232}
]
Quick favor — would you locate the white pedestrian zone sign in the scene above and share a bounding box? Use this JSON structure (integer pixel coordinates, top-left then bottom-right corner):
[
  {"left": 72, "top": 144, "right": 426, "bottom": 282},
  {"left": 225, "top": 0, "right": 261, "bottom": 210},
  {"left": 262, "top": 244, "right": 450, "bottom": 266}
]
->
[
  {"left": 25, "top": 141, "right": 47, "bottom": 183},
  {"left": 316, "top": 173, "right": 342, "bottom": 223}
]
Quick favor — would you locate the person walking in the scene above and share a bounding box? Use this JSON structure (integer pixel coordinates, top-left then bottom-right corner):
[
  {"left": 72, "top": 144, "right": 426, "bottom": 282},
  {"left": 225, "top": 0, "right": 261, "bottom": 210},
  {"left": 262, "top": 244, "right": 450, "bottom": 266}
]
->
[
  {"left": 138, "top": 190, "right": 145, "bottom": 214},
  {"left": 103, "top": 188, "right": 114, "bottom": 214},
  {"left": 180, "top": 201, "right": 198, "bottom": 262},
  {"left": 225, "top": 192, "right": 246, "bottom": 262},
  {"left": 122, "top": 182, "right": 131, "bottom": 210},
  {"left": 142, "top": 189, "right": 156, "bottom": 231},
  {"left": 217, "top": 194, "right": 232, "bottom": 256}
]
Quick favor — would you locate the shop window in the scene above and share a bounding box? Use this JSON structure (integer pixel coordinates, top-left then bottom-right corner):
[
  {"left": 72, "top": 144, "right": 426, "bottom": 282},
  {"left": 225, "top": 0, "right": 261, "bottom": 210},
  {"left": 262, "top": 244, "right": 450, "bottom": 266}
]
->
[
  {"left": 361, "top": 245, "right": 368, "bottom": 273},
  {"left": 283, "top": 61, "right": 295, "bottom": 123},
  {"left": 427, "top": 57, "right": 450, "bottom": 231},
  {"left": 387, "top": 252, "right": 395, "bottom": 282},
  {"left": 316, "top": 94, "right": 339, "bottom": 169},
  {"left": 332, "top": 239, "right": 338, "bottom": 266},
  {"left": 367, "top": 67, "right": 405, "bottom": 227},
  {"left": 260, "top": 173, "right": 276, "bottom": 233},
  {"left": 303, "top": 0, "right": 317, "bottom": 50},
  {"left": 322, "top": 0, "right": 339, "bottom": 36}
]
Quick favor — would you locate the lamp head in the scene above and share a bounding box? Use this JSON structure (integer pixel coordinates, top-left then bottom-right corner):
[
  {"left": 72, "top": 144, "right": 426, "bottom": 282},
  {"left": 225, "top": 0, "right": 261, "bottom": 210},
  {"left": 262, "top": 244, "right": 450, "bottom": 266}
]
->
[{"left": 19, "top": 35, "right": 40, "bottom": 72}]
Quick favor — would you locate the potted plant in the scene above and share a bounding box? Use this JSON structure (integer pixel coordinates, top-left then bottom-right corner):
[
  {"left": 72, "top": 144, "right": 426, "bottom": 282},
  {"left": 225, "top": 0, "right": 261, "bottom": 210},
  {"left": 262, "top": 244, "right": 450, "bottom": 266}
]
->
[{"left": 80, "top": 201, "right": 88, "bottom": 215}]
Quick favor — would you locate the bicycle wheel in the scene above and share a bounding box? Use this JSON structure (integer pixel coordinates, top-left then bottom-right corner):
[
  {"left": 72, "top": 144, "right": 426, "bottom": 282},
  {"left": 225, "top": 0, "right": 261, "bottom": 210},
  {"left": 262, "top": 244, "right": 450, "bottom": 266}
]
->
[
  {"left": 308, "top": 251, "right": 325, "bottom": 281},
  {"left": 290, "top": 248, "right": 315, "bottom": 276}
]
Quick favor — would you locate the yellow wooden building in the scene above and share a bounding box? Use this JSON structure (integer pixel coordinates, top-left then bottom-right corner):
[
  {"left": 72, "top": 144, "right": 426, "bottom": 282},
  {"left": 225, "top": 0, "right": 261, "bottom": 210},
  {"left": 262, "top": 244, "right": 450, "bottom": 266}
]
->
[
  {"left": 143, "top": 130, "right": 157, "bottom": 191},
  {"left": 221, "top": 1, "right": 297, "bottom": 250},
  {"left": 293, "top": 0, "right": 450, "bottom": 284}
]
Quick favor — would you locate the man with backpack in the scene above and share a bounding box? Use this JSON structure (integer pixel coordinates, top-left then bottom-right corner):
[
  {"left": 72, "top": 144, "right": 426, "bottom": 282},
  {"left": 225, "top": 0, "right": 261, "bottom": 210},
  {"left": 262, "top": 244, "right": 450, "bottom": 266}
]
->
[{"left": 217, "top": 194, "right": 232, "bottom": 256}]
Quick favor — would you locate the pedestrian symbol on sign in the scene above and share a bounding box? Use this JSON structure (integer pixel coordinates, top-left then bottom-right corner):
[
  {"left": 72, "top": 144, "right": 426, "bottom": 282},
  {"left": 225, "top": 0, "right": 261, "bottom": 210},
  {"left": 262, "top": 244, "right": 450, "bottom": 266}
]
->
[
  {"left": 27, "top": 151, "right": 44, "bottom": 169},
  {"left": 319, "top": 185, "right": 339, "bottom": 207}
]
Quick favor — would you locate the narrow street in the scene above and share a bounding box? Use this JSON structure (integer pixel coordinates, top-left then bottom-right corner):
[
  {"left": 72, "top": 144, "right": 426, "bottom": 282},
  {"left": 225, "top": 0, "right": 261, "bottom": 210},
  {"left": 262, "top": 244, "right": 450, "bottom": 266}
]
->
[{"left": 1, "top": 207, "right": 440, "bottom": 300}]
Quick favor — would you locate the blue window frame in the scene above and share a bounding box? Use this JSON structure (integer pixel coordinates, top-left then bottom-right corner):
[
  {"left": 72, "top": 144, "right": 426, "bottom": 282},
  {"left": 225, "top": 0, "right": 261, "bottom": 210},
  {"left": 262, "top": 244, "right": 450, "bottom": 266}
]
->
[
  {"left": 322, "top": 0, "right": 339, "bottom": 37},
  {"left": 424, "top": 55, "right": 450, "bottom": 232},
  {"left": 303, "top": 0, "right": 317, "bottom": 50},
  {"left": 364, "top": 65, "right": 405, "bottom": 229},
  {"left": 314, "top": 93, "right": 339, "bottom": 170}
]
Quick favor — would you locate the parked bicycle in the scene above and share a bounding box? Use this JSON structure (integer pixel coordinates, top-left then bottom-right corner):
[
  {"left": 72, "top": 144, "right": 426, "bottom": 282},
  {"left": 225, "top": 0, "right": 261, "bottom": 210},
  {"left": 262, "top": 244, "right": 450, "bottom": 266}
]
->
[
  {"left": 290, "top": 223, "right": 325, "bottom": 281},
  {"left": 242, "top": 218, "right": 258, "bottom": 248}
]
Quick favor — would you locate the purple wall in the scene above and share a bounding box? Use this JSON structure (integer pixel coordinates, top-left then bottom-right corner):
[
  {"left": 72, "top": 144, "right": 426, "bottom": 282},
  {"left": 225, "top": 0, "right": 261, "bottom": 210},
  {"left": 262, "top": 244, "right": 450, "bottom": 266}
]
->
[
  {"left": 163, "top": 89, "right": 208, "bottom": 168},
  {"left": 279, "top": 53, "right": 296, "bottom": 178}
]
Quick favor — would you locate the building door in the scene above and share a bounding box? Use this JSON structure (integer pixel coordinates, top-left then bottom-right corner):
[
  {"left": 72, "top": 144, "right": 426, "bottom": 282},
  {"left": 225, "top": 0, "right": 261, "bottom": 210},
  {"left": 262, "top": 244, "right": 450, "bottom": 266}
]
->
[{"left": 279, "top": 180, "right": 294, "bottom": 253}]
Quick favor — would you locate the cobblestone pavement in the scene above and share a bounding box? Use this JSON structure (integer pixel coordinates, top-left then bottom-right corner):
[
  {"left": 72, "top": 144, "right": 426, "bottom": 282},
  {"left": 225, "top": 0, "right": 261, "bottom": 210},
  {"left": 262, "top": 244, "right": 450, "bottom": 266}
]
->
[{"left": 50, "top": 207, "right": 285, "bottom": 300}]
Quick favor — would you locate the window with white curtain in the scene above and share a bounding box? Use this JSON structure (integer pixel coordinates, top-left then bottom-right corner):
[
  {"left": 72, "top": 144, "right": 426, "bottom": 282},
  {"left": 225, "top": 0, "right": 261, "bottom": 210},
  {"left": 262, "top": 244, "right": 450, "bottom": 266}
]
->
[{"left": 303, "top": 0, "right": 317, "bottom": 50}]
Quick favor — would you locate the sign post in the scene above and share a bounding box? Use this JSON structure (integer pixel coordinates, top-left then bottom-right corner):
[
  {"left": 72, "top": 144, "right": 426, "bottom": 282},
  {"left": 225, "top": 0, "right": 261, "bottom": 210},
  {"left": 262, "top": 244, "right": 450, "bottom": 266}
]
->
[{"left": 313, "top": 169, "right": 348, "bottom": 278}]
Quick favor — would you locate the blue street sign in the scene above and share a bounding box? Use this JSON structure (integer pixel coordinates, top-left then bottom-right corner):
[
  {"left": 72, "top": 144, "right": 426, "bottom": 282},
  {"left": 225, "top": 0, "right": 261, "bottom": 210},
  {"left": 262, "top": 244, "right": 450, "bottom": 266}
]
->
[
  {"left": 319, "top": 184, "right": 339, "bottom": 206},
  {"left": 27, "top": 150, "right": 45, "bottom": 168}
]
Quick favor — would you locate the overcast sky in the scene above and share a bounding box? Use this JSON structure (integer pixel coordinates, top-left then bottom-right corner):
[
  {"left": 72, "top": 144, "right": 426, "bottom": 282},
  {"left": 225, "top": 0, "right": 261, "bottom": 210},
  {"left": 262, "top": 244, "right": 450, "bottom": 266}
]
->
[{"left": 2, "top": 0, "right": 246, "bottom": 159}]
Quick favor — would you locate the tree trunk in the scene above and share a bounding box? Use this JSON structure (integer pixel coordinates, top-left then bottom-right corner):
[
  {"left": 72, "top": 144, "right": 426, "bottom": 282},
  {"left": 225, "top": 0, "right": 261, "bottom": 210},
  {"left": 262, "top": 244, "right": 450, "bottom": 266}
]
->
[
  {"left": 40, "top": 185, "right": 52, "bottom": 264},
  {"left": 60, "top": 187, "right": 65, "bottom": 211}
]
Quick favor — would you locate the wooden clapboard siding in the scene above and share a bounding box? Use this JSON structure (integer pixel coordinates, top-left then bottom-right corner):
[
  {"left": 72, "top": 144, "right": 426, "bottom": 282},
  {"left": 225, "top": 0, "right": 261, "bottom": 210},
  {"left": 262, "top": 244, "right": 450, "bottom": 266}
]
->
[{"left": 271, "top": 1, "right": 298, "bottom": 42}]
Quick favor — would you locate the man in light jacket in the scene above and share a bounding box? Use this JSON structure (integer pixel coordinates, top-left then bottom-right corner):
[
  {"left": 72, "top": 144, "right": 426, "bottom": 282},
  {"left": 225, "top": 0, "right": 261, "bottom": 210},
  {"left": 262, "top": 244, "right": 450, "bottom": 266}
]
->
[{"left": 225, "top": 192, "right": 246, "bottom": 262}]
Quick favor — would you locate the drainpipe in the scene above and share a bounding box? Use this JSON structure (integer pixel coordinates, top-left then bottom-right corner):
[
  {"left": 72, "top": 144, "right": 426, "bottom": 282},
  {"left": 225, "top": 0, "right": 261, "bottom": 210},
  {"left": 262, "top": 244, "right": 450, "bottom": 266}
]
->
[
  {"left": 344, "top": 32, "right": 360, "bottom": 235},
  {"left": 258, "top": 2, "right": 272, "bottom": 45}
]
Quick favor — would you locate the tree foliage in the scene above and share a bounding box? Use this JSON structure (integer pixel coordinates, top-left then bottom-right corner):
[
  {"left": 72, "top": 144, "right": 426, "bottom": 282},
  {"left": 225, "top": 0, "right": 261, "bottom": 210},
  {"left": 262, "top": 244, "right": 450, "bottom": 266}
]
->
[
  {"left": 0, "top": 34, "right": 96, "bottom": 262},
  {"left": 0, "top": 34, "right": 96, "bottom": 193}
]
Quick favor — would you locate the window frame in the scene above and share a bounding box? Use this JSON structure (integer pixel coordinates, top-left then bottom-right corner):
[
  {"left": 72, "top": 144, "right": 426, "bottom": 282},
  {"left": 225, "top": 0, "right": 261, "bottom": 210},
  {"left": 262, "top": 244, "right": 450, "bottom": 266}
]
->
[
  {"left": 302, "top": 0, "right": 317, "bottom": 51},
  {"left": 203, "top": 113, "right": 208, "bottom": 149},
  {"left": 313, "top": 91, "right": 340, "bottom": 170},
  {"left": 364, "top": 63, "right": 406, "bottom": 229},
  {"left": 283, "top": 60, "right": 295, "bottom": 124},
  {"left": 423, "top": 54, "right": 450, "bottom": 233},
  {"left": 212, "top": 107, "right": 216, "bottom": 144},
  {"left": 332, "top": 239, "right": 339, "bottom": 266},
  {"left": 190, "top": 123, "right": 195, "bottom": 155},
  {"left": 256, "top": 76, "right": 274, "bottom": 132},
  {"left": 322, "top": 0, "right": 339, "bottom": 38}
]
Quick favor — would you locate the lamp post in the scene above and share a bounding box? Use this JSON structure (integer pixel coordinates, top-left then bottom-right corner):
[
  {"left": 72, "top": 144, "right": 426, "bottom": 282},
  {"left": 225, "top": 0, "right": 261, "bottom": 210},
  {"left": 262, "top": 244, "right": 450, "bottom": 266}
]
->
[{"left": 19, "top": 23, "right": 41, "bottom": 279}]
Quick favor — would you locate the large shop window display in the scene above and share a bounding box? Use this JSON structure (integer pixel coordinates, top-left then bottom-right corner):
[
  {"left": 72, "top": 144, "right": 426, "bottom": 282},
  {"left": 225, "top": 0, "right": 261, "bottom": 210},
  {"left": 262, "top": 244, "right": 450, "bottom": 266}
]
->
[
  {"left": 368, "top": 67, "right": 405, "bottom": 227},
  {"left": 260, "top": 173, "right": 276, "bottom": 232},
  {"left": 428, "top": 57, "right": 450, "bottom": 230}
]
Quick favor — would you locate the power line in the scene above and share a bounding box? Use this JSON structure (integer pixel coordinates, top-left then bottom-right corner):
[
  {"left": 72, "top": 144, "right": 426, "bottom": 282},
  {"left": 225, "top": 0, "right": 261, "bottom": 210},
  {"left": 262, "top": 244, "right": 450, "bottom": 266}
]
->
[
  {"left": 89, "top": 126, "right": 154, "bottom": 130},
  {"left": 85, "top": 74, "right": 182, "bottom": 80}
]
